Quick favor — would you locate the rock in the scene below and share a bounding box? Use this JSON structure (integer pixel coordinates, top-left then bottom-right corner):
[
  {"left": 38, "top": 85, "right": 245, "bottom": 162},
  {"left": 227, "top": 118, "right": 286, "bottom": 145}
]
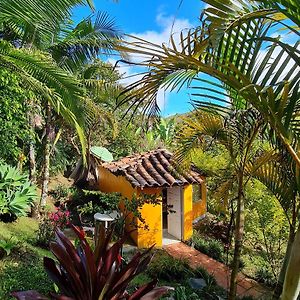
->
[{"left": 188, "top": 278, "right": 207, "bottom": 290}]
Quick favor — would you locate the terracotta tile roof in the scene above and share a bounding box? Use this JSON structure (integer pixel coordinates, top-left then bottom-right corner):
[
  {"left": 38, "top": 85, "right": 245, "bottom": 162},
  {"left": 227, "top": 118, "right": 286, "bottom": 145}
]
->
[{"left": 101, "top": 149, "right": 204, "bottom": 188}]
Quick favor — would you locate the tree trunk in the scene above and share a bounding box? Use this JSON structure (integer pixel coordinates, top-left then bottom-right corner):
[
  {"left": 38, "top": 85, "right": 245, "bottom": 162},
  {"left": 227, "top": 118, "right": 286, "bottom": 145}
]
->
[
  {"left": 40, "top": 102, "right": 51, "bottom": 213},
  {"left": 280, "top": 224, "right": 300, "bottom": 300},
  {"left": 27, "top": 104, "right": 39, "bottom": 218},
  {"left": 228, "top": 171, "right": 245, "bottom": 300},
  {"left": 29, "top": 138, "right": 39, "bottom": 218}
]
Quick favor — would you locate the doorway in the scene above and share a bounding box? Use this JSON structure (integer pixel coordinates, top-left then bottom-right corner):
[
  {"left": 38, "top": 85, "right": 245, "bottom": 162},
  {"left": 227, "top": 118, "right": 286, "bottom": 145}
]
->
[{"left": 162, "top": 186, "right": 183, "bottom": 245}]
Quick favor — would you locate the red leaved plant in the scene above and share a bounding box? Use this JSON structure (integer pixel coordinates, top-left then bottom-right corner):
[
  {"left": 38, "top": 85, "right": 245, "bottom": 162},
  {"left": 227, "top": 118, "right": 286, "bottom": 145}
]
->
[{"left": 12, "top": 225, "right": 170, "bottom": 300}]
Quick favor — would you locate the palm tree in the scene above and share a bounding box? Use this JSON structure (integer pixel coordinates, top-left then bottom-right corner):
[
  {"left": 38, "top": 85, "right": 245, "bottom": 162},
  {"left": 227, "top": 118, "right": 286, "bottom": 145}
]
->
[
  {"left": 0, "top": 0, "right": 94, "bottom": 205},
  {"left": 175, "top": 108, "right": 275, "bottom": 297},
  {"left": 0, "top": 0, "right": 124, "bottom": 211},
  {"left": 36, "top": 13, "right": 123, "bottom": 210},
  {"left": 115, "top": 1, "right": 300, "bottom": 298}
]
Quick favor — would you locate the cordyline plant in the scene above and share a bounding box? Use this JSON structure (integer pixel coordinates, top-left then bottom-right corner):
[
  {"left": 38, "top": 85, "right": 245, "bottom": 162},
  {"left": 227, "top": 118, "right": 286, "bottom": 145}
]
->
[{"left": 12, "top": 225, "right": 170, "bottom": 300}]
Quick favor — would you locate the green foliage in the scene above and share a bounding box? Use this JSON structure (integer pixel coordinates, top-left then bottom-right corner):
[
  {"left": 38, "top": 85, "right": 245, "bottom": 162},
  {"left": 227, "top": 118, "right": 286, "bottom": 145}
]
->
[
  {"left": 255, "top": 266, "right": 277, "bottom": 287},
  {"left": 146, "top": 251, "right": 192, "bottom": 281},
  {"left": 0, "top": 254, "right": 54, "bottom": 300},
  {"left": 0, "top": 163, "right": 37, "bottom": 222},
  {"left": 0, "top": 237, "right": 18, "bottom": 257},
  {"left": 189, "top": 232, "right": 225, "bottom": 262},
  {"left": 0, "top": 69, "right": 32, "bottom": 165},
  {"left": 81, "top": 190, "right": 121, "bottom": 213},
  {"left": 192, "top": 144, "right": 230, "bottom": 175},
  {"left": 0, "top": 217, "right": 53, "bottom": 299},
  {"left": 49, "top": 184, "right": 72, "bottom": 202},
  {"left": 143, "top": 117, "right": 177, "bottom": 150},
  {"left": 107, "top": 122, "right": 145, "bottom": 159},
  {"left": 13, "top": 226, "right": 169, "bottom": 300},
  {"left": 170, "top": 286, "right": 199, "bottom": 300},
  {"left": 35, "top": 217, "right": 55, "bottom": 248},
  {"left": 48, "top": 140, "right": 78, "bottom": 176},
  {"left": 193, "top": 266, "right": 217, "bottom": 286},
  {"left": 244, "top": 179, "right": 289, "bottom": 279}
]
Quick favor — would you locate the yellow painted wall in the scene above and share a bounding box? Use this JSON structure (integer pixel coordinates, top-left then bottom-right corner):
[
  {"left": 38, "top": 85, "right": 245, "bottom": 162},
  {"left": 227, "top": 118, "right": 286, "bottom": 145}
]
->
[
  {"left": 183, "top": 185, "right": 193, "bottom": 240},
  {"left": 136, "top": 187, "right": 162, "bottom": 248},
  {"left": 98, "top": 166, "right": 138, "bottom": 243}
]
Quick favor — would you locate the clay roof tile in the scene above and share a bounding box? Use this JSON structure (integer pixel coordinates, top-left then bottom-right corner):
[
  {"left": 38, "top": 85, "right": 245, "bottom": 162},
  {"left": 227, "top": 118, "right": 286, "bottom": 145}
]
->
[{"left": 101, "top": 149, "right": 203, "bottom": 188}]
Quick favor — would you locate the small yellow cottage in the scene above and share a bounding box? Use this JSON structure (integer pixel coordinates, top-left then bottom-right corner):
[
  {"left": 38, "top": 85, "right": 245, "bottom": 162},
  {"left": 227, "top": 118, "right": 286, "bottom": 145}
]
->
[{"left": 97, "top": 149, "right": 206, "bottom": 248}]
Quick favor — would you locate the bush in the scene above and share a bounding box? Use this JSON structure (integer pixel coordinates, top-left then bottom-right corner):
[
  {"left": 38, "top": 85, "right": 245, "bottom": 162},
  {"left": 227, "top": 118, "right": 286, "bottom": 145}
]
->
[
  {"left": 76, "top": 191, "right": 121, "bottom": 226},
  {"left": 35, "top": 217, "right": 54, "bottom": 248},
  {"left": 170, "top": 286, "right": 199, "bottom": 300},
  {"left": 147, "top": 251, "right": 192, "bottom": 281},
  {"left": 0, "top": 163, "right": 37, "bottom": 222},
  {"left": 193, "top": 266, "right": 217, "bottom": 286},
  {"left": 189, "top": 233, "right": 225, "bottom": 262},
  {"left": 49, "top": 184, "right": 71, "bottom": 202},
  {"left": 35, "top": 205, "right": 70, "bottom": 248},
  {"left": 255, "top": 266, "right": 276, "bottom": 287},
  {"left": 0, "top": 237, "right": 18, "bottom": 258},
  {"left": 13, "top": 226, "right": 169, "bottom": 300}
]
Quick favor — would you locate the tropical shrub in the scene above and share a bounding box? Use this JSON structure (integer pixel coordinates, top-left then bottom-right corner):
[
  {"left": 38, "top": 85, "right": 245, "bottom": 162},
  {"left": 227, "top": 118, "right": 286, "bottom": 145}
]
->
[
  {"left": 13, "top": 225, "right": 170, "bottom": 300},
  {"left": 193, "top": 266, "right": 217, "bottom": 286},
  {"left": 146, "top": 251, "right": 192, "bottom": 281},
  {"left": 35, "top": 217, "right": 55, "bottom": 248},
  {"left": 188, "top": 232, "right": 225, "bottom": 262},
  {"left": 76, "top": 191, "right": 121, "bottom": 227},
  {"left": 169, "top": 286, "right": 199, "bottom": 300},
  {"left": 244, "top": 180, "right": 289, "bottom": 279},
  {"left": 36, "top": 205, "right": 71, "bottom": 248},
  {"left": 255, "top": 266, "right": 277, "bottom": 287},
  {"left": 0, "top": 163, "right": 37, "bottom": 222},
  {"left": 48, "top": 205, "right": 71, "bottom": 229},
  {"left": 49, "top": 184, "right": 72, "bottom": 202},
  {"left": 0, "top": 237, "right": 18, "bottom": 258}
]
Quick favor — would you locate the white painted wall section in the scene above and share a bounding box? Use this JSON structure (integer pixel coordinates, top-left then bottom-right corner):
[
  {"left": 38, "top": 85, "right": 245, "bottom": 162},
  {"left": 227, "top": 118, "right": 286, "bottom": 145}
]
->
[{"left": 167, "top": 186, "right": 182, "bottom": 240}]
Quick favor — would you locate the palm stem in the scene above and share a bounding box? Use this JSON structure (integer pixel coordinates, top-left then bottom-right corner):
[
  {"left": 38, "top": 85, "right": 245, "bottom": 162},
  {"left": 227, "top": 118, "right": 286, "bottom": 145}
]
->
[{"left": 229, "top": 169, "right": 245, "bottom": 300}]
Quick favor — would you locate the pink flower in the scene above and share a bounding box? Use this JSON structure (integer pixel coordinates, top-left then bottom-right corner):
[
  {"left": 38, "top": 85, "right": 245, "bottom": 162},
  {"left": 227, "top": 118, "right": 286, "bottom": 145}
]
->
[{"left": 53, "top": 214, "right": 59, "bottom": 221}]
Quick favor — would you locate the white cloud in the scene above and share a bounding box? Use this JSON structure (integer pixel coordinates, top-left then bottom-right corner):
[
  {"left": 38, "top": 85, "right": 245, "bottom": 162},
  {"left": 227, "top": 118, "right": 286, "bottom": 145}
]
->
[
  {"left": 112, "top": 13, "right": 194, "bottom": 111},
  {"left": 130, "top": 13, "right": 193, "bottom": 48}
]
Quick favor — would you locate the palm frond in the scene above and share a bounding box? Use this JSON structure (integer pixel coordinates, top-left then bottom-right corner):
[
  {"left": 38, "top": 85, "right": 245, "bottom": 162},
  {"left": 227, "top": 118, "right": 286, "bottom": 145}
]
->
[
  {"left": 0, "top": 0, "right": 94, "bottom": 46},
  {"left": 0, "top": 40, "right": 87, "bottom": 155},
  {"left": 249, "top": 152, "right": 297, "bottom": 213},
  {"left": 50, "top": 12, "right": 123, "bottom": 71}
]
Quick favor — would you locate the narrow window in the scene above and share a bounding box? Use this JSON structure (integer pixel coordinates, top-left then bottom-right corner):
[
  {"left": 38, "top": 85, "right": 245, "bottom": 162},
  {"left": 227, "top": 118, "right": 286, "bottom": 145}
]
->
[{"left": 192, "top": 184, "right": 202, "bottom": 203}]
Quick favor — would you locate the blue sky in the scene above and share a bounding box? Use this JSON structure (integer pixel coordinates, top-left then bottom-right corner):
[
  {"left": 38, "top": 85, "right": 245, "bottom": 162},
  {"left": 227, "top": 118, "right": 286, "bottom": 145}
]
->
[{"left": 73, "top": 0, "right": 205, "bottom": 116}]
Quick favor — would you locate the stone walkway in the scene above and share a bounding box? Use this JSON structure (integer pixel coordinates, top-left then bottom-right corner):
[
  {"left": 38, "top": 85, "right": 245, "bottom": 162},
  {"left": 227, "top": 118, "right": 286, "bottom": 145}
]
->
[{"left": 165, "top": 242, "right": 271, "bottom": 299}]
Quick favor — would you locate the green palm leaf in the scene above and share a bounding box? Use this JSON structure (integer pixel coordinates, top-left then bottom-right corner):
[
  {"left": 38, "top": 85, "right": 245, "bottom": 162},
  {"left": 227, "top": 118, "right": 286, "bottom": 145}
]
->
[{"left": 50, "top": 12, "right": 124, "bottom": 72}]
